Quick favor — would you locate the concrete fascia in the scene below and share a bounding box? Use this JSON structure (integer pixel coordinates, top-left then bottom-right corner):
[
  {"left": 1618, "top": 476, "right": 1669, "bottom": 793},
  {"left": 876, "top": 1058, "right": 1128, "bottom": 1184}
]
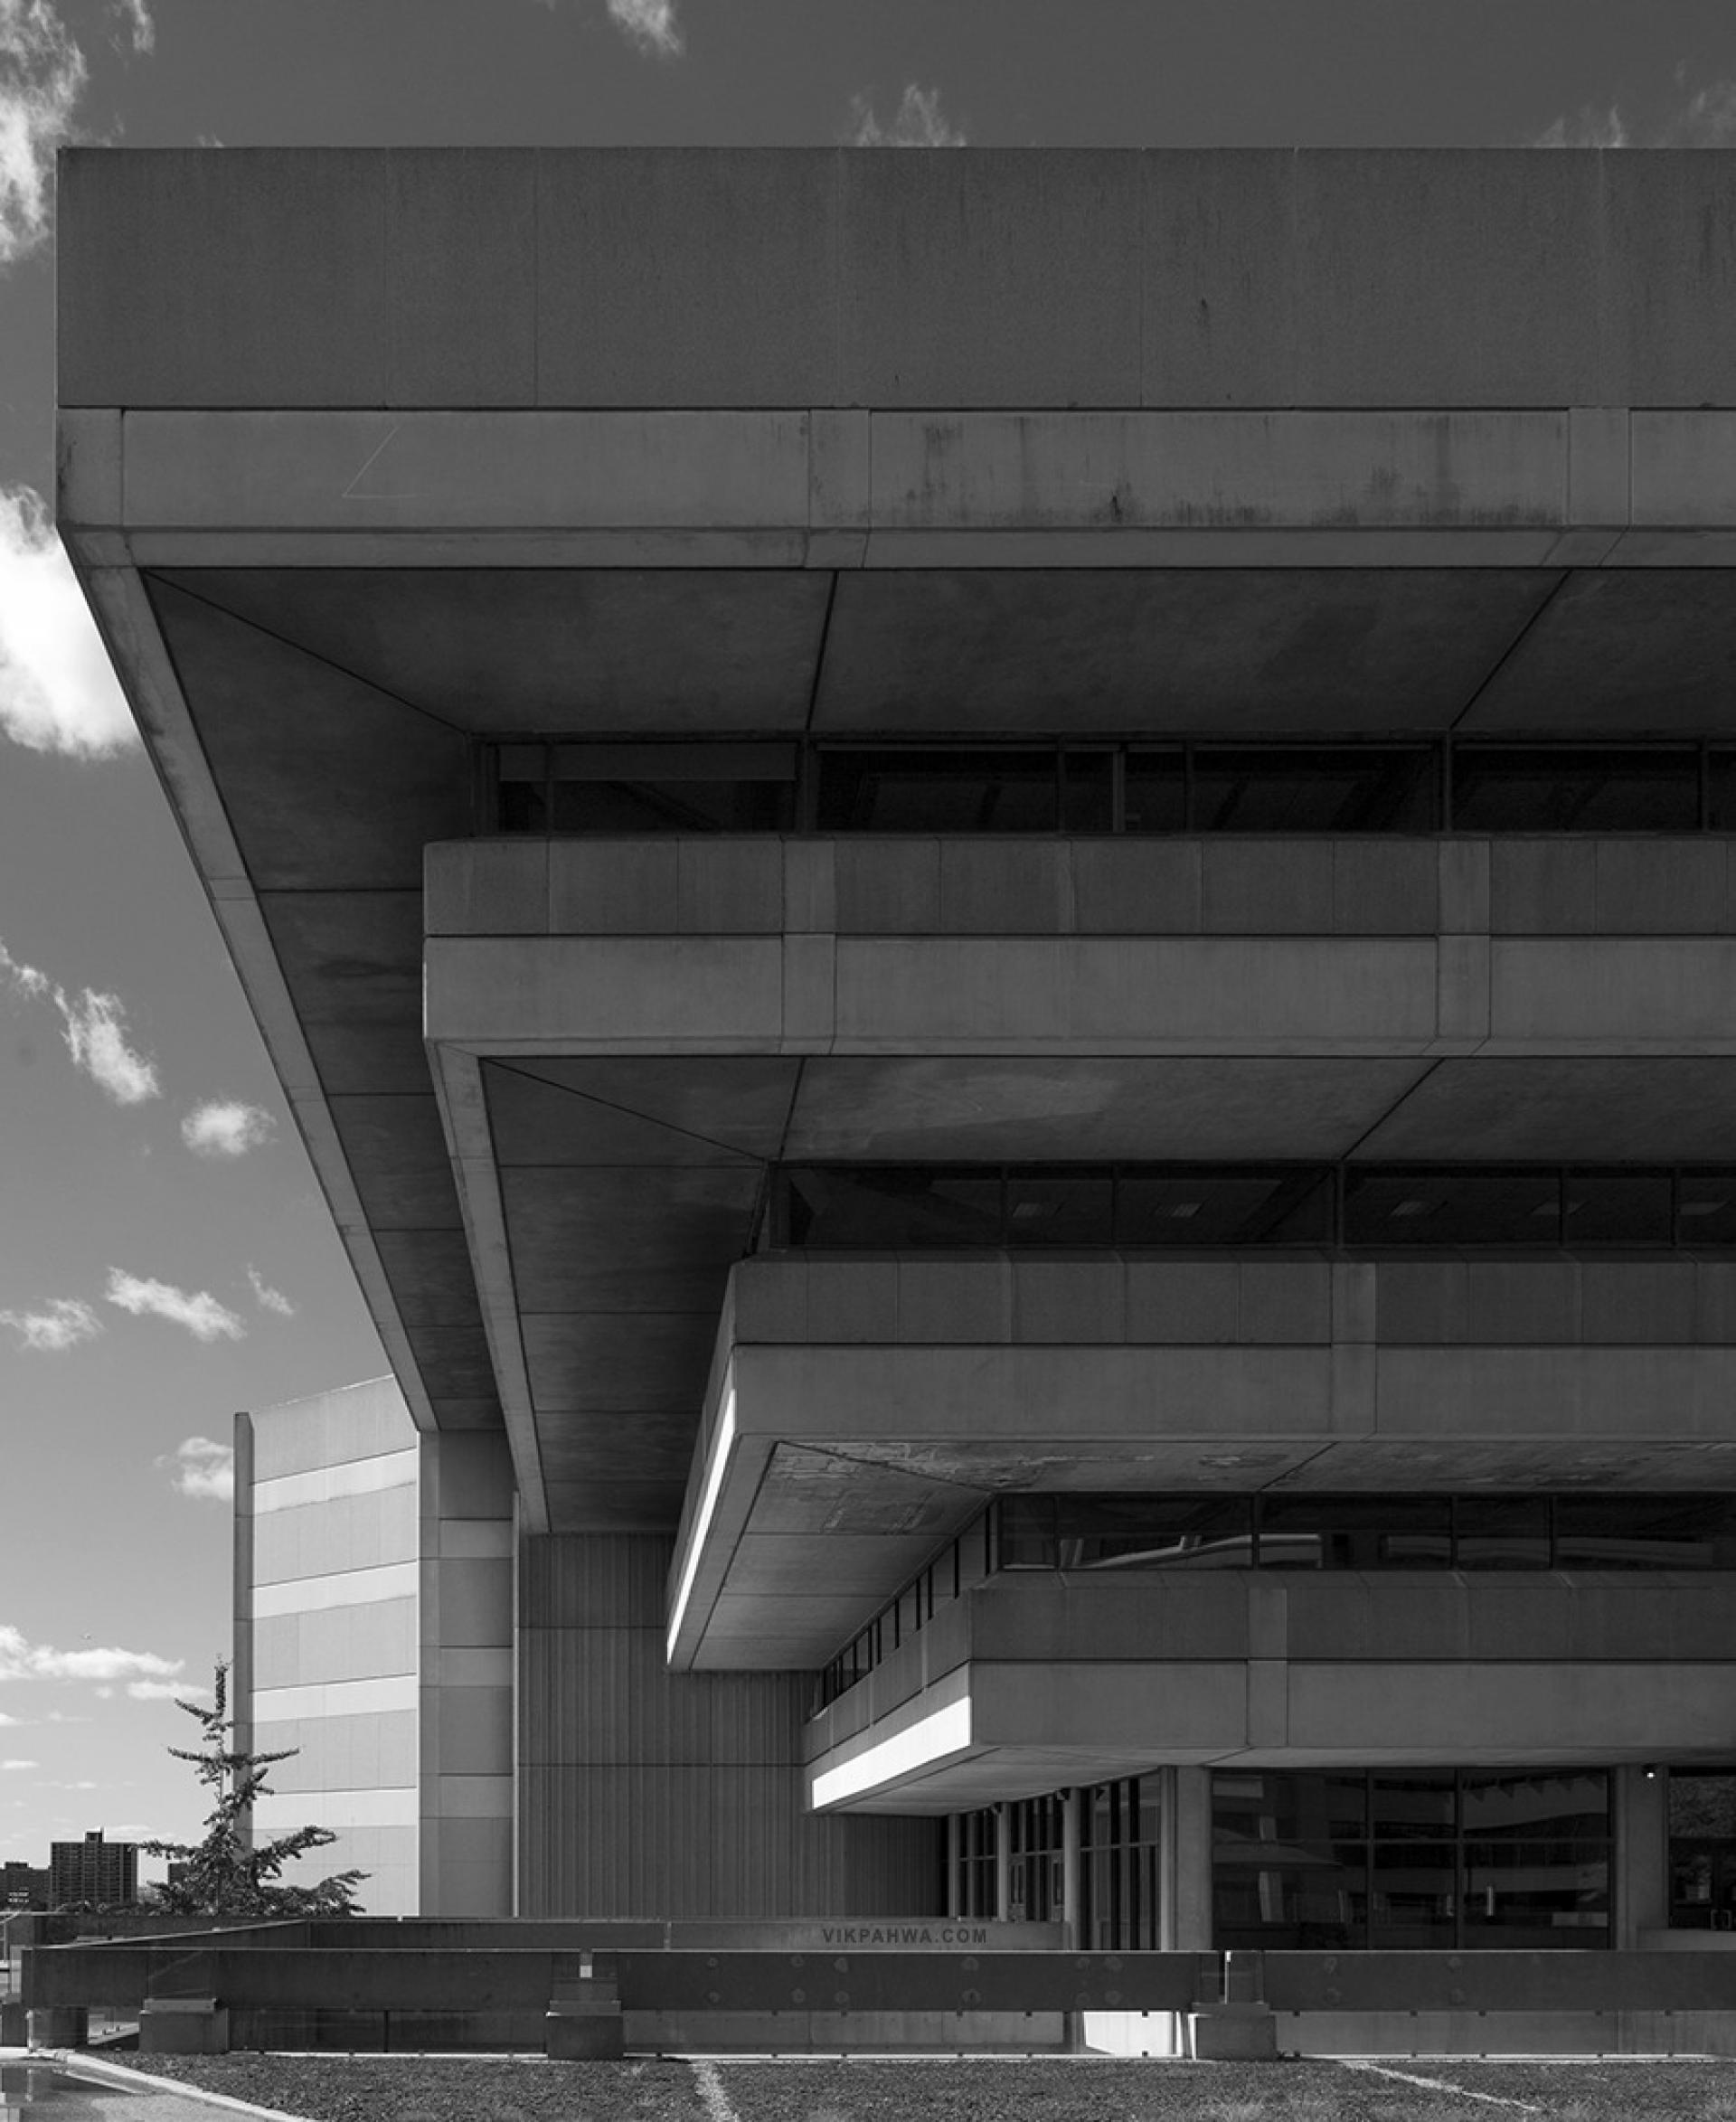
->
[
  {"left": 97, "top": 406, "right": 1736, "bottom": 567},
  {"left": 807, "top": 1656, "right": 1736, "bottom": 1811},
  {"left": 427, "top": 929, "right": 1736, "bottom": 1058},
  {"left": 65, "top": 538, "right": 440, "bottom": 1436},
  {"left": 426, "top": 1045, "right": 550, "bottom": 1534}
]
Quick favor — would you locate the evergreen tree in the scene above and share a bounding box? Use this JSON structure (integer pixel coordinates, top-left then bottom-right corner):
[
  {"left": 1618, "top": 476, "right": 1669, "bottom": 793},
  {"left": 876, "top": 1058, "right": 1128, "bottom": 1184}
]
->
[{"left": 143, "top": 1661, "right": 366, "bottom": 1917}]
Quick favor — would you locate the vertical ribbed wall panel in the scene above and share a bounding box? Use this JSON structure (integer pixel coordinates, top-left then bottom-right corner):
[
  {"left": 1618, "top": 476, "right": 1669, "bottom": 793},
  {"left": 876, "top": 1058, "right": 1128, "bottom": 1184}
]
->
[{"left": 519, "top": 1533, "right": 939, "bottom": 1918}]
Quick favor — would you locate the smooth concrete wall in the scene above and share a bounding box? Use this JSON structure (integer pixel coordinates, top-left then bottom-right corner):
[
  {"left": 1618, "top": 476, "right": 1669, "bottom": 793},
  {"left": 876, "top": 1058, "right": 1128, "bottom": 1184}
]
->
[
  {"left": 243, "top": 1381, "right": 421, "bottom": 1915},
  {"left": 58, "top": 149, "right": 1736, "bottom": 412},
  {"left": 419, "top": 1430, "right": 514, "bottom": 1917},
  {"left": 517, "top": 1533, "right": 939, "bottom": 1919}
]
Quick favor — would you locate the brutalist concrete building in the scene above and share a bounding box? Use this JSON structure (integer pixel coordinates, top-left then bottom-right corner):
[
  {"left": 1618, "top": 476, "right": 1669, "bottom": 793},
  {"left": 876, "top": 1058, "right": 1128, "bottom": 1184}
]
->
[{"left": 60, "top": 147, "right": 1736, "bottom": 1958}]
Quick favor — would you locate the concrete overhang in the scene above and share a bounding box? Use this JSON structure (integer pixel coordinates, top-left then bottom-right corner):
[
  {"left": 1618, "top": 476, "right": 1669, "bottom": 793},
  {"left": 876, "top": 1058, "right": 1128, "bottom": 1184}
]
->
[
  {"left": 665, "top": 1255, "right": 1736, "bottom": 1673},
  {"left": 422, "top": 830, "right": 1736, "bottom": 1551},
  {"left": 55, "top": 147, "right": 1736, "bottom": 1543},
  {"left": 804, "top": 1574, "right": 1736, "bottom": 1812}
]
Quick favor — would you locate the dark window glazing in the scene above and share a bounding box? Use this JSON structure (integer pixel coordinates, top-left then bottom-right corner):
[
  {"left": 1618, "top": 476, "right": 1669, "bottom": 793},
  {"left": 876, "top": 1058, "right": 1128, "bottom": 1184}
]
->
[
  {"left": 1452, "top": 746, "right": 1699, "bottom": 834},
  {"left": 490, "top": 739, "right": 1736, "bottom": 836},
  {"left": 992, "top": 1492, "right": 1736, "bottom": 1580},
  {"left": 816, "top": 749, "right": 1061, "bottom": 833},
  {"left": 1190, "top": 745, "right": 1438, "bottom": 833},
  {"left": 1669, "top": 1770, "right": 1736, "bottom": 1930},
  {"left": 1215, "top": 1768, "right": 1609, "bottom": 1951},
  {"left": 769, "top": 1163, "right": 1736, "bottom": 1253},
  {"left": 1080, "top": 1778, "right": 1163, "bottom": 1949},
  {"left": 1343, "top": 1168, "right": 1562, "bottom": 1247}
]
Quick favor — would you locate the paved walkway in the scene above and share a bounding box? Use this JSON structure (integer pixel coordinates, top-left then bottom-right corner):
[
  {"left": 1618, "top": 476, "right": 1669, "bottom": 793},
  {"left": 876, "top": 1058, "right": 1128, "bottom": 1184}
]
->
[{"left": 1, "top": 2054, "right": 304, "bottom": 2122}]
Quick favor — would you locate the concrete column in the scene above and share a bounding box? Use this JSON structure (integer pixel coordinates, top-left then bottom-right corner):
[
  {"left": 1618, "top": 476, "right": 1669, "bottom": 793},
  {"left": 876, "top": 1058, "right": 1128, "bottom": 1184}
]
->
[
  {"left": 994, "top": 1803, "right": 1012, "bottom": 1922},
  {"left": 1061, "top": 1788, "right": 1081, "bottom": 1947},
  {"left": 1616, "top": 1764, "right": 1670, "bottom": 1946},
  {"left": 1171, "top": 1768, "right": 1215, "bottom": 1950}
]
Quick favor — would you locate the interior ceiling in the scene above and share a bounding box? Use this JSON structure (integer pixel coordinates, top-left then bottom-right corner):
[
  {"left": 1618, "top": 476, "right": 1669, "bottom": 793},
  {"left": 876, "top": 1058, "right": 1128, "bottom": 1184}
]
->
[{"left": 142, "top": 564, "right": 1736, "bottom": 1535}]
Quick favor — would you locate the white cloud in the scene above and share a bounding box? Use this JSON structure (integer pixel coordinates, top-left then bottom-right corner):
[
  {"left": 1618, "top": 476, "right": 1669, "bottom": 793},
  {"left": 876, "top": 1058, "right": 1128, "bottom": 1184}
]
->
[
  {"left": 161, "top": 1434, "right": 233, "bottom": 1503},
  {"left": 0, "top": 1296, "right": 100, "bottom": 1352},
  {"left": 1533, "top": 104, "right": 1628, "bottom": 148},
  {"left": 126, "top": 1678, "right": 210, "bottom": 1703},
  {"left": 247, "top": 1265, "right": 295, "bottom": 1318},
  {"left": 181, "top": 1099, "right": 274, "bottom": 1158},
  {"left": 0, "top": 0, "right": 84, "bottom": 267},
  {"left": 846, "top": 84, "right": 966, "bottom": 148},
  {"left": 0, "top": 1759, "right": 37, "bottom": 1771},
  {"left": 0, "top": 489, "right": 137, "bottom": 758},
  {"left": 108, "top": 0, "right": 151, "bottom": 55},
  {"left": 1659, "top": 80, "right": 1736, "bottom": 146},
  {"left": 605, "top": 0, "right": 681, "bottom": 59},
  {"left": 0, "top": 1624, "right": 181, "bottom": 1686},
  {"left": 105, "top": 1268, "right": 244, "bottom": 1343},
  {"left": 60, "top": 986, "right": 157, "bottom": 1101},
  {"left": 1, "top": 937, "right": 158, "bottom": 1102},
  {"left": 1534, "top": 78, "right": 1736, "bottom": 149}
]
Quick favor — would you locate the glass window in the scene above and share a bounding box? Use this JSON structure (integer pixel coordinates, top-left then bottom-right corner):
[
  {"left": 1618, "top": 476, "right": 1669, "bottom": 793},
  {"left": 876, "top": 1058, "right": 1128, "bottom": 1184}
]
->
[
  {"left": 1055, "top": 1495, "right": 1252, "bottom": 1570},
  {"left": 1462, "top": 1838, "right": 1609, "bottom": 1946},
  {"left": 1456, "top": 1496, "right": 1552, "bottom": 1570},
  {"left": 1370, "top": 1844, "right": 1458, "bottom": 1948},
  {"left": 551, "top": 778, "right": 793, "bottom": 832},
  {"left": 1452, "top": 747, "right": 1700, "bottom": 833},
  {"left": 496, "top": 745, "right": 549, "bottom": 832},
  {"left": 506, "top": 742, "right": 802, "bottom": 834},
  {"left": 996, "top": 1495, "right": 1057, "bottom": 1570},
  {"left": 1122, "top": 750, "right": 1187, "bottom": 834},
  {"left": 1061, "top": 750, "right": 1115, "bottom": 833},
  {"left": 1677, "top": 1171, "right": 1736, "bottom": 1248},
  {"left": 1115, "top": 1170, "right": 1333, "bottom": 1247},
  {"left": 1462, "top": 1770, "right": 1609, "bottom": 1841},
  {"left": 1372, "top": 1773, "right": 1457, "bottom": 1840},
  {"left": 816, "top": 750, "right": 1060, "bottom": 832},
  {"left": 1556, "top": 1495, "right": 1736, "bottom": 1571},
  {"left": 1215, "top": 1770, "right": 1611, "bottom": 1950},
  {"left": 1562, "top": 1171, "right": 1672, "bottom": 1247},
  {"left": 1344, "top": 1168, "right": 1561, "bottom": 1247},
  {"left": 1669, "top": 1772, "right": 1736, "bottom": 1931},
  {"left": 1257, "top": 1494, "right": 1452, "bottom": 1570},
  {"left": 1709, "top": 752, "right": 1736, "bottom": 832},
  {"left": 1005, "top": 1167, "right": 1113, "bottom": 1245},
  {"left": 782, "top": 1166, "right": 1004, "bottom": 1248},
  {"left": 1192, "top": 746, "right": 1438, "bottom": 833}
]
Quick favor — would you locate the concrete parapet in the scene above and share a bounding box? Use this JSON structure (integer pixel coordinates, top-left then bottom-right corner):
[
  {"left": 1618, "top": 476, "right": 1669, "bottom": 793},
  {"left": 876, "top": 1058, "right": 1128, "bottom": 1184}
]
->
[
  {"left": 1187, "top": 2004, "right": 1280, "bottom": 2060},
  {"left": 139, "top": 1997, "right": 229, "bottom": 2055},
  {"left": 26, "top": 2005, "right": 86, "bottom": 2046}
]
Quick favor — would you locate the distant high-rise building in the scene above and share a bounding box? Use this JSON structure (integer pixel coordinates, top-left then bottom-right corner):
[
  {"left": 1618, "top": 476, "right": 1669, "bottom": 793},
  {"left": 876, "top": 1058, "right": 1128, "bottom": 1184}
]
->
[
  {"left": 0, "top": 1861, "right": 48, "bottom": 1910},
  {"left": 48, "top": 1833, "right": 137, "bottom": 1910}
]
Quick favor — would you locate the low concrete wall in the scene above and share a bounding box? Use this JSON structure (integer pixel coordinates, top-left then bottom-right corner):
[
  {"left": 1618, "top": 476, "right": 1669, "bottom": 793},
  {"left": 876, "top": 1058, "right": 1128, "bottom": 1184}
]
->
[{"left": 30, "top": 1936, "right": 1736, "bottom": 2055}]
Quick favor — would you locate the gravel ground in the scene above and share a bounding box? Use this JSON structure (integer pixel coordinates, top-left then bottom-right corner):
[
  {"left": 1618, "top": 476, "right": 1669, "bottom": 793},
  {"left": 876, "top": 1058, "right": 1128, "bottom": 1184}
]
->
[
  {"left": 111, "top": 2052, "right": 1736, "bottom": 2122},
  {"left": 121, "top": 2054, "right": 706, "bottom": 2122}
]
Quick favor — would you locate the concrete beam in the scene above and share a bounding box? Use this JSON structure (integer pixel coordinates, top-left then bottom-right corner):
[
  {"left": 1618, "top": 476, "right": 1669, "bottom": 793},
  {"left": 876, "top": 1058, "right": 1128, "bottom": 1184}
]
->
[{"left": 60, "top": 406, "right": 1736, "bottom": 570}]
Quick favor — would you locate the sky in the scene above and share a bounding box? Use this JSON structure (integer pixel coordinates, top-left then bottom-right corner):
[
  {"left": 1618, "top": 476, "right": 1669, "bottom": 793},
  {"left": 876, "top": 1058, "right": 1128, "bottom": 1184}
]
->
[{"left": 3, "top": 0, "right": 1736, "bottom": 1882}]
